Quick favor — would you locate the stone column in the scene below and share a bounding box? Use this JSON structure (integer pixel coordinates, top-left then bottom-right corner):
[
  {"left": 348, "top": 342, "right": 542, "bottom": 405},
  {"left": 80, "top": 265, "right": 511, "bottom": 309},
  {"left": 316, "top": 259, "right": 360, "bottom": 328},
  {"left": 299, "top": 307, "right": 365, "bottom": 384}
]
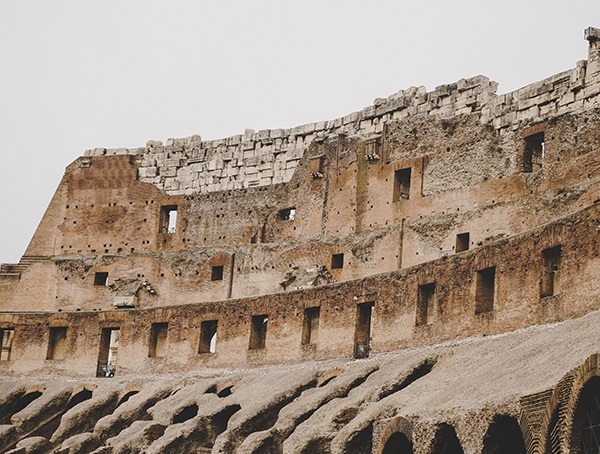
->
[{"left": 584, "top": 27, "right": 600, "bottom": 77}]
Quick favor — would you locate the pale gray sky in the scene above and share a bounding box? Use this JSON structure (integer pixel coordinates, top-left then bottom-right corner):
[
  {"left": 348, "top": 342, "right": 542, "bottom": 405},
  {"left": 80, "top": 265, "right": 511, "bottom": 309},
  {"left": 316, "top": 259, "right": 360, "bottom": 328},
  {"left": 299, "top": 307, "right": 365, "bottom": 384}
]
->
[{"left": 0, "top": 1, "right": 598, "bottom": 263}]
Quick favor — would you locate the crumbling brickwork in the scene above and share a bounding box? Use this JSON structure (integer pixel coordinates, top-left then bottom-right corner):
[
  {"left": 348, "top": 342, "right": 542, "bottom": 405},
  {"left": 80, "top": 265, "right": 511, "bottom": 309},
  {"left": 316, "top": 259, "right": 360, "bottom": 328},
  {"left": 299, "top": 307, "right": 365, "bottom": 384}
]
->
[{"left": 1, "top": 27, "right": 600, "bottom": 454}]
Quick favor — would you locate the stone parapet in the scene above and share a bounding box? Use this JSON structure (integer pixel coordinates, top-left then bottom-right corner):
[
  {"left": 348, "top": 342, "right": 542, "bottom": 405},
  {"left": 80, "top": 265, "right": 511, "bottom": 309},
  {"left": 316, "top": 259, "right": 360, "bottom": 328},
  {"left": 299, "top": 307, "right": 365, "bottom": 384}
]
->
[{"left": 83, "top": 34, "right": 600, "bottom": 196}]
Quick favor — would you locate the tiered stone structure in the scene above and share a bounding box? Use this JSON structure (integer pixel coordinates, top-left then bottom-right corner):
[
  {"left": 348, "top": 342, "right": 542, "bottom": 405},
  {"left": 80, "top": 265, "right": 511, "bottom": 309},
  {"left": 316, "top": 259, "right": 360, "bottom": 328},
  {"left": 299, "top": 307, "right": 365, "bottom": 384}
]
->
[{"left": 1, "top": 27, "right": 600, "bottom": 454}]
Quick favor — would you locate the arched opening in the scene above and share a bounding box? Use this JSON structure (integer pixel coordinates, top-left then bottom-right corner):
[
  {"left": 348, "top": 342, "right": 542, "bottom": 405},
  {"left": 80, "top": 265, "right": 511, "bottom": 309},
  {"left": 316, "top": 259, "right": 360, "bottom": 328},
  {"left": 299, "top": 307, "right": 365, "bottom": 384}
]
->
[
  {"left": 571, "top": 376, "right": 600, "bottom": 453},
  {"left": 431, "top": 423, "right": 463, "bottom": 454},
  {"left": 217, "top": 385, "right": 234, "bottom": 398},
  {"left": 345, "top": 423, "right": 373, "bottom": 454},
  {"left": 382, "top": 432, "right": 413, "bottom": 454},
  {"left": 173, "top": 403, "right": 199, "bottom": 424},
  {"left": 30, "top": 388, "right": 94, "bottom": 440},
  {"left": 0, "top": 390, "right": 43, "bottom": 424},
  {"left": 482, "top": 415, "right": 526, "bottom": 454},
  {"left": 116, "top": 390, "right": 139, "bottom": 408}
]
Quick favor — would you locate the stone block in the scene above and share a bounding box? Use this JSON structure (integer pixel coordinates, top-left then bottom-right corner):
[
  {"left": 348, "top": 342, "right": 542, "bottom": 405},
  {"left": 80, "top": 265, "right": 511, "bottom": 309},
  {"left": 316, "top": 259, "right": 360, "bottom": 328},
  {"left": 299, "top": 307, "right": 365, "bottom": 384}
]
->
[
  {"left": 242, "top": 141, "right": 255, "bottom": 151},
  {"left": 138, "top": 167, "right": 157, "bottom": 178},
  {"left": 246, "top": 155, "right": 259, "bottom": 167},
  {"left": 164, "top": 178, "right": 180, "bottom": 191}
]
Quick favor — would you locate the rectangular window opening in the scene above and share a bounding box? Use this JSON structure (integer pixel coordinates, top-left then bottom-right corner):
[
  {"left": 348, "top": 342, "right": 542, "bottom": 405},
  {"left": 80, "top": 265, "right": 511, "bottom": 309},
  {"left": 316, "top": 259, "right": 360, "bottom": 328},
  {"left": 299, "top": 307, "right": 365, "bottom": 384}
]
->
[
  {"left": 0, "top": 328, "right": 14, "bottom": 361},
  {"left": 309, "top": 155, "right": 325, "bottom": 177},
  {"left": 302, "top": 307, "right": 320, "bottom": 345},
  {"left": 393, "top": 168, "right": 412, "bottom": 202},
  {"left": 47, "top": 327, "right": 68, "bottom": 360},
  {"left": 97, "top": 328, "right": 119, "bottom": 377},
  {"left": 456, "top": 232, "right": 470, "bottom": 253},
  {"left": 354, "top": 302, "right": 374, "bottom": 359},
  {"left": 211, "top": 265, "right": 224, "bottom": 281},
  {"left": 198, "top": 320, "right": 218, "bottom": 354},
  {"left": 331, "top": 253, "right": 344, "bottom": 270},
  {"left": 94, "top": 272, "right": 109, "bottom": 286},
  {"left": 249, "top": 315, "right": 268, "bottom": 350},
  {"left": 541, "top": 245, "right": 561, "bottom": 298},
  {"left": 278, "top": 207, "right": 296, "bottom": 221},
  {"left": 475, "top": 267, "right": 496, "bottom": 314},
  {"left": 148, "top": 323, "right": 168, "bottom": 358},
  {"left": 524, "top": 132, "right": 545, "bottom": 173},
  {"left": 159, "top": 205, "right": 178, "bottom": 234},
  {"left": 416, "top": 283, "right": 436, "bottom": 326}
]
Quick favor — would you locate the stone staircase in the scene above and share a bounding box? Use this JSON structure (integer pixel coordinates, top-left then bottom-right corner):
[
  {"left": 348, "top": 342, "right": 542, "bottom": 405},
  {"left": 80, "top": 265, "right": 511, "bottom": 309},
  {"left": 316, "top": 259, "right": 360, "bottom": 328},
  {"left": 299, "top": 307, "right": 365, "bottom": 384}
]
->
[{"left": 0, "top": 256, "right": 51, "bottom": 279}]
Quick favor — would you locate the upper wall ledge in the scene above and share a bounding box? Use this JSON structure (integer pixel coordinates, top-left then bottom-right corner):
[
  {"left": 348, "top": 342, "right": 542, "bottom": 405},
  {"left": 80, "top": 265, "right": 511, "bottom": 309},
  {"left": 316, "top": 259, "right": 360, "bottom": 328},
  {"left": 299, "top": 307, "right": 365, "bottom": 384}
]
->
[{"left": 82, "top": 27, "right": 600, "bottom": 195}]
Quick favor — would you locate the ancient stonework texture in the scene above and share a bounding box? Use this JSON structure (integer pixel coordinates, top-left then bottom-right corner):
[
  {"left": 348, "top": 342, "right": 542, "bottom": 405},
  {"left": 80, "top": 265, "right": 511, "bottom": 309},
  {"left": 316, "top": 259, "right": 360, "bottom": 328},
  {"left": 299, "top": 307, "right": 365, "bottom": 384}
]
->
[{"left": 2, "top": 27, "right": 600, "bottom": 454}]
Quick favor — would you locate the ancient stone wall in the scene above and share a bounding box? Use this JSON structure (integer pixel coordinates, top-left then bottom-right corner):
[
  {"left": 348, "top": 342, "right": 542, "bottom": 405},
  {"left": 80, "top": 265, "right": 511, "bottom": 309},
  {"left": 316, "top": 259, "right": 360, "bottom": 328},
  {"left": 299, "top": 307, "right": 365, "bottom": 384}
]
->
[
  {"left": 1, "top": 203, "right": 598, "bottom": 377},
  {"left": 83, "top": 28, "right": 599, "bottom": 198}
]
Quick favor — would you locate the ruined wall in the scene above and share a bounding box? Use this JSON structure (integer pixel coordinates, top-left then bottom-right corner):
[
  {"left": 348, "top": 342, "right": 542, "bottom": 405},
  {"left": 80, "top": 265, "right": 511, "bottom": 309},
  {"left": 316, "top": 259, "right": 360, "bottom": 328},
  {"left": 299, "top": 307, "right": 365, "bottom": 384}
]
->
[
  {"left": 1, "top": 28, "right": 600, "bottom": 375},
  {"left": 1, "top": 203, "right": 598, "bottom": 377},
  {"left": 2, "top": 26, "right": 600, "bottom": 454}
]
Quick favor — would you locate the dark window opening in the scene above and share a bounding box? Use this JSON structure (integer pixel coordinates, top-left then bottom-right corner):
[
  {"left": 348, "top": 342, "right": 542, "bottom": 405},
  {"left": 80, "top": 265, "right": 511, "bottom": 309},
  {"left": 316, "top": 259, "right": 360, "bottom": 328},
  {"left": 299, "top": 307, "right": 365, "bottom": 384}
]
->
[
  {"left": 416, "top": 283, "right": 436, "bottom": 326},
  {"left": 456, "top": 232, "right": 470, "bottom": 253},
  {"left": 354, "top": 302, "right": 374, "bottom": 359},
  {"left": 302, "top": 307, "right": 320, "bottom": 345},
  {"left": 475, "top": 267, "right": 496, "bottom": 314},
  {"left": 198, "top": 320, "right": 218, "bottom": 354},
  {"left": 482, "top": 415, "right": 526, "bottom": 454},
  {"left": 523, "top": 132, "right": 545, "bottom": 173},
  {"left": 159, "top": 205, "right": 178, "bottom": 234},
  {"left": 148, "top": 323, "right": 168, "bottom": 358},
  {"left": 94, "top": 272, "right": 109, "bottom": 286},
  {"left": 393, "top": 168, "right": 412, "bottom": 202},
  {"left": 211, "top": 265, "right": 224, "bottom": 281},
  {"left": 249, "top": 314, "right": 268, "bottom": 350},
  {"left": 47, "top": 327, "right": 68, "bottom": 360},
  {"left": 382, "top": 432, "right": 413, "bottom": 454},
  {"left": 97, "top": 328, "right": 119, "bottom": 377},
  {"left": 310, "top": 155, "right": 325, "bottom": 178},
  {"left": 278, "top": 207, "right": 296, "bottom": 221},
  {"left": 0, "top": 328, "right": 14, "bottom": 361},
  {"left": 331, "top": 253, "right": 344, "bottom": 270},
  {"left": 541, "top": 245, "right": 561, "bottom": 298}
]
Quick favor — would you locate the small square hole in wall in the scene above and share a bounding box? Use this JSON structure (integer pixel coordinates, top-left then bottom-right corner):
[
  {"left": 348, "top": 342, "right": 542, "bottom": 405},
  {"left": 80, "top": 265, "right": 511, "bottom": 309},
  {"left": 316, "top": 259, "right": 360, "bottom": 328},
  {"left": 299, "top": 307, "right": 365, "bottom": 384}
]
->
[
  {"left": 278, "top": 208, "right": 296, "bottom": 221},
  {"left": 211, "top": 266, "right": 224, "bottom": 281},
  {"left": 94, "top": 272, "right": 108, "bottom": 286},
  {"left": 331, "top": 253, "right": 344, "bottom": 269},
  {"left": 456, "top": 233, "right": 470, "bottom": 253}
]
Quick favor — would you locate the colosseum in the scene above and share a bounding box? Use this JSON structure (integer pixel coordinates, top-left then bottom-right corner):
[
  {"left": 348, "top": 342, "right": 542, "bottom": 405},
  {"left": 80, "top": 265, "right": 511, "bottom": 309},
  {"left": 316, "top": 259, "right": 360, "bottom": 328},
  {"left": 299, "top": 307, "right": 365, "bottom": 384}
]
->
[{"left": 1, "top": 27, "right": 600, "bottom": 454}]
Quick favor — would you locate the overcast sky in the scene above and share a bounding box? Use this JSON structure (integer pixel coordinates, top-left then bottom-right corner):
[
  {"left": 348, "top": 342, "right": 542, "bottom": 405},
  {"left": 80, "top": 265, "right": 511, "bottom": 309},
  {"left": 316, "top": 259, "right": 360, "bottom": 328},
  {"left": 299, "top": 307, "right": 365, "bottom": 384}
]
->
[{"left": 0, "top": 1, "right": 598, "bottom": 263}]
